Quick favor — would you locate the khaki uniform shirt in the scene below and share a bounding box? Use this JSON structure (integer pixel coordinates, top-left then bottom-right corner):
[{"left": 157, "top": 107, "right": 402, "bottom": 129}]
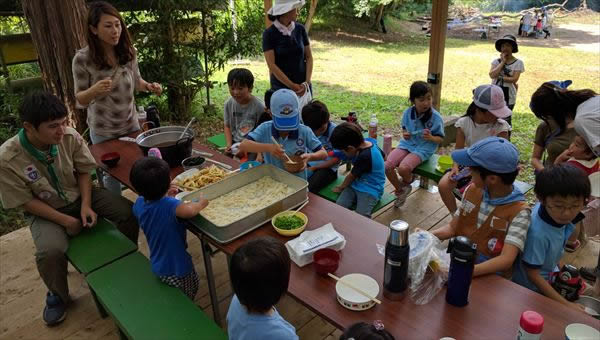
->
[
  {"left": 72, "top": 46, "right": 141, "bottom": 138},
  {"left": 0, "top": 127, "right": 97, "bottom": 209}
]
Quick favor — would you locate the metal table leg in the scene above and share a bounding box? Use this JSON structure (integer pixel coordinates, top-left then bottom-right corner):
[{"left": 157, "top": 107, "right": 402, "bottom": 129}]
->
[{"left": 200, "top": 236, "right": 223, "bottom": 327}]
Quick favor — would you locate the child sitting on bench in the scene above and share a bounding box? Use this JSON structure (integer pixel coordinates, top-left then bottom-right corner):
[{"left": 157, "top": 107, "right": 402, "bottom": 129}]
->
[
  {"left": 240, "top": 89, "right": 327, "bottom": 180},
  {"left": 302, "top": 100, "right": 339, "bottom": 193},
  {"left": 438, "top": 84, "right": 511, "bottom": 215},
  {"left": 432, "top": 137, "right": 531, "bottom": 278},
  {"left": 330, "top": 122, "right": 386, "bottom": 218},
  {"left": 227, "top": 237, "right": 298, "bottom": 340},
  {"left": 386, "top": 81, "right": 445, "bottom": 208},
  {"left": 130, "top": 157, "right": 209, "bottom": 300}
]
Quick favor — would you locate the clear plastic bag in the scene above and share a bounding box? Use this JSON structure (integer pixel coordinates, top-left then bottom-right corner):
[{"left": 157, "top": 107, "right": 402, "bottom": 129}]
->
[{"left": 407, "top": 230, "right": 451, "bottom": 305}]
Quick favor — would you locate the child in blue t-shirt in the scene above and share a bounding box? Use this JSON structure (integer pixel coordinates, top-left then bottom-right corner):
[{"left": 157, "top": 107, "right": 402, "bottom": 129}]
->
[
  {"left": 227, "top": 237, "right": 298, "bottom": 340},
  {"left": 240, "top": 89, "right": 327, "bottom": 180},
  {"left": 512, "top": 164, "right": 589, "bottom": 311},
  {"left": 329, "top": 122, "right": 386, "bottom": 218},
  {"left": 301, "top": 100, "right": 339, "bottom": 193},
  {"left": 130, "top": 157, "right": 209, "bottom": 300},
  {"left": 386, "top": 81, "right": 445, "bottom": 208}
]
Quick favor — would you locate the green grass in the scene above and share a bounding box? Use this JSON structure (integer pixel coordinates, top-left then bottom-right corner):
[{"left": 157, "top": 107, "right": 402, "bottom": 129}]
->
[{"left": 207, "top": 15, "right": 599, "bottom": 191}]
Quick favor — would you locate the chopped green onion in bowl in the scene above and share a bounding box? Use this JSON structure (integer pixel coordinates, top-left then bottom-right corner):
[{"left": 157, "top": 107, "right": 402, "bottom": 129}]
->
[{"left": 274, "top": 215, "right": 304, "bottom": 230}]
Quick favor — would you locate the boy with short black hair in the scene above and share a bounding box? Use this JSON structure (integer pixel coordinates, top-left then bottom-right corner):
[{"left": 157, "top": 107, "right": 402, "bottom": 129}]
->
[
  {"left": 239, "top": 88, "right": 327, "bottom": 179},
  {"left": 224, "top": 68, "right": 265, "bottom": 155},
  {"left": 302, "top": 100, "right": 339, "bottom": 193},
  {"left": 329, "top": 122, "right": 386, "bottom": 218},
  {"left": 130, "top": 157, "right": 208, "bottom": 300},
  {"left": 227, "top": 237, "right": 298, "bottom": 340},
  {"left": 432, "top": 137, "right": 531, "bottom": 277},
  {"left": 0, "top": 91, "right": 139, "bottom": 326},
  {"left": 512, "top": 164, "right": 589, "bottom": 311}
]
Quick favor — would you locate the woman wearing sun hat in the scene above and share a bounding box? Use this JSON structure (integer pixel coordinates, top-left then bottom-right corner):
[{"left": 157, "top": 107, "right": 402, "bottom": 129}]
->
[
  {"left": 489, "top": 34, "right": 524, "bottom": 128},
  {"left": 263, "top": 0, "right": 313, "bottom": 98}
]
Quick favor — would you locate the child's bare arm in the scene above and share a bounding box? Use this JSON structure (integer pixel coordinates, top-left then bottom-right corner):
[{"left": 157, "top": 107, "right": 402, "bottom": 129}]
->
[
  {"left": 332, "top": 173, "right": 355, "bottom": 193},
  {"left": 554, "top": 148, "right": 572, "bottom": 165},
  {"left": 473, "top": 243, "right": 519, "bottom": 277},
  {"left": 309, "top": 157, "right": 340, "bottom": 171},
  {"left": 176, "top": 199, "right": 209, "bottom": 219},
  {"left": 224, "top": 125, "right": 233, "bottom": 149},
  {"left": 526, "top": 267, "right": 586, "bottom": 311},
  {"left": 239, "top": 139, "right": 283, "bottom": 158},
  {"left": 423, "top": 129, "right": 443, "bottom": 144},
  {"left": 306, "top": 148, "right": 328, "bottom": 162},
  {"left": 431, "top": 215, "right": 458, "bottom": 241}
]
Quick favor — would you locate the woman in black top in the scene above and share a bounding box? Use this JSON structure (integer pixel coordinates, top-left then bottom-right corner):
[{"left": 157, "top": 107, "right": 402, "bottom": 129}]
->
[{"left": 262, "top": 0, "right": 313, "bottom": 97}]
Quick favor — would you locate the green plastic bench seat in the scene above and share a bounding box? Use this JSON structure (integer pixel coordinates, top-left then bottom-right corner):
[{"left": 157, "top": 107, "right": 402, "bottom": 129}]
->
[
  {"left": 86, "top": 252, "right": 227, "bottom": 340},
  {"left": 414, "top": 154, "right": 533, "bottom": 194},
  {"left": 207, "top": 133, "right": 227, "bottom": 149},
  {"left": 318, "top": 176, "right": 396, "bottom": 213},
  {"left": 66, "top": 218, "right": 137, "bottom": 275},
  {"left": 413, "top": 154, "right": 444, "bottom": 183}
]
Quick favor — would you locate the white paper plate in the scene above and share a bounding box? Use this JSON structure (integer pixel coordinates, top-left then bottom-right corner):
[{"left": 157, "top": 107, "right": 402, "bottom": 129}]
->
[
  {"left": 172, "top": 168, "right": 200, "bottom": 190},
  {"left": 335, "top": 273, "right": 379, "bottom": 311}
]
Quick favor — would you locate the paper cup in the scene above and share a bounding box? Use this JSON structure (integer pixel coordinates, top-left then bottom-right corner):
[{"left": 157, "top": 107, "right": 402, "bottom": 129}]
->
[{"left": 565, "top": 323, "right": 600, "bottom": 340}]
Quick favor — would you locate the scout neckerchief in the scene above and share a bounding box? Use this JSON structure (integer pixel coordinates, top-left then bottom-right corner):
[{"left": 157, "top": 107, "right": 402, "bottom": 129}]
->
[{"left": 18, "top": 129, "right": 69, "bottom": 202}]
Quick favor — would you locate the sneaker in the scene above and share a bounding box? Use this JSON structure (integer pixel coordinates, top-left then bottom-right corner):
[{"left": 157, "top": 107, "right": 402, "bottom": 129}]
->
[
  {"left": 394, "top": 186, "right": 412, "bottom": 208},
  {"left": 43, "top": 292, "right": 66, "bottom": 326},
  {"left": 580, "top": 267, "right": 597, "bottom": 282}
]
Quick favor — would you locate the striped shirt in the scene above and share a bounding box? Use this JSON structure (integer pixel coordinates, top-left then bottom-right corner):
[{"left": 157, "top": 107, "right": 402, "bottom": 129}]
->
[{"left": 455, "top": 199, "right": 531, "bottom": 251}]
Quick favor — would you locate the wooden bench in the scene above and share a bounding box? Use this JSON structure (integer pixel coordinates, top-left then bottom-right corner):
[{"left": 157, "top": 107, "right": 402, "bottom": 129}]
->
[
  {"left": 413, "top": 154, "right": 533, "bottom": 194},
  {"left": 207, "top": 133, "right": 227, "bottom": 149},
  {"left": 318, "top": 175, "right": 396, "bottom": 214},
  {"left": 86, "top": 252, "right": 227, "bottom": 340},
  {"left": 66, "top": 218, "right": 137, "bottom": 275}
]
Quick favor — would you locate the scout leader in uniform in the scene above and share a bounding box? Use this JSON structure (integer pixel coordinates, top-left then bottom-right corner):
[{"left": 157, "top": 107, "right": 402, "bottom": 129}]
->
[{"left": 0, "top": 92, "right": 139, "bottom": 326}]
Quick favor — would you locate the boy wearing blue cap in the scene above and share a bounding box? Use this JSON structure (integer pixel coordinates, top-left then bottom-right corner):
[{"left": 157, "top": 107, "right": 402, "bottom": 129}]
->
[
  {"left": 239, "top": 89, "right": 327, "bottom": 180},
  {"left": 432, "top": 137, "right": 531, "bottom": 277}
]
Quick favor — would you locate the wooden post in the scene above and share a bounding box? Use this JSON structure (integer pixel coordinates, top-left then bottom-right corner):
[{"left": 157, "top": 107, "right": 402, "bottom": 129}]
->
[
  {"left": 264, "top": 0, "right": 272, "bottom": 28},
  {"left": 427, "top": 0, "right": 449, "bottom": 111}
]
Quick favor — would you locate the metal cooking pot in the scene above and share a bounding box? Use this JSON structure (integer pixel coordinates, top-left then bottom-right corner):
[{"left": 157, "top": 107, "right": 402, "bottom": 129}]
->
[{"left": 136, "top": 126, "right": 195, "bottom": 168}]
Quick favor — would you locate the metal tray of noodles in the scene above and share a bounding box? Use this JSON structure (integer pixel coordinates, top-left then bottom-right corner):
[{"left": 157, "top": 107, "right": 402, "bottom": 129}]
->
[{"left": 183, "top": 164, "right": 308, "bottom": 244}]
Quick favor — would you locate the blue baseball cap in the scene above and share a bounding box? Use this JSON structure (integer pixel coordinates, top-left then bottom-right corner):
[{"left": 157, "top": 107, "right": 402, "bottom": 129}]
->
[
  {"left": 270, "top": 89, "right": 300, "bottom": 131},
  {"left": 451, "top": 137, "right": 519, "bottom": 173}
]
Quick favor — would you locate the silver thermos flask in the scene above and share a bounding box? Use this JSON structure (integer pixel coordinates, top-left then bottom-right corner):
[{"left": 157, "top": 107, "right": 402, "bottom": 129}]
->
[{"left": 383, "top": 220, "right": 410, "bottom": 300}]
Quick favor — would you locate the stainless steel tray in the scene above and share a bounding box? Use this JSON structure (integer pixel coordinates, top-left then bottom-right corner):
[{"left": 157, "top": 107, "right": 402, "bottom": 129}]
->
[{"left": 183, "top": 164, "right": 308, "bottom": 244}]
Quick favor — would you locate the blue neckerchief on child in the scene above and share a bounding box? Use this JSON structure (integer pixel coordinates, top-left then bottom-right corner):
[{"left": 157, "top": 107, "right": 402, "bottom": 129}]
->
[
  {"left": 307, "top": 122, "right": 339, "bottom": 178},
  {"left": 482, "top": 185, "right": 525, "bottom": 205}
]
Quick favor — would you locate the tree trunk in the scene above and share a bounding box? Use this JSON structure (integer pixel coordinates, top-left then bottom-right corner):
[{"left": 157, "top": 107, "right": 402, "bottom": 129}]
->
[
  {"left": 21, "top": 0, "right": 88, "bottom": 131},
  {"left": 305, "top": 0, "right": 319, "bottom": 33},
  {"left": 374, "top": 4, "right": 384, "bottom": 31}
]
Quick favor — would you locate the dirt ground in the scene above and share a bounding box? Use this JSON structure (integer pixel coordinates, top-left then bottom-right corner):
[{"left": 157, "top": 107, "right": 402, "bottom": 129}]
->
[{"left": 445, "top": 20, "right": 600, "bottom": 54}]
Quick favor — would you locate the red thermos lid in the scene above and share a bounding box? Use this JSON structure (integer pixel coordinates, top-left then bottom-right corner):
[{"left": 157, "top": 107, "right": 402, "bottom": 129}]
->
[{"left": 520, "top": 311, "right": 544, "bottom": 334}]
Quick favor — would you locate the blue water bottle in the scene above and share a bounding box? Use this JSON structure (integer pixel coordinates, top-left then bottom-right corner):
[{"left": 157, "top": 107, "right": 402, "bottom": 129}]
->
[{"left": 446, "top": 236, "right": 477, "bottom": 307}]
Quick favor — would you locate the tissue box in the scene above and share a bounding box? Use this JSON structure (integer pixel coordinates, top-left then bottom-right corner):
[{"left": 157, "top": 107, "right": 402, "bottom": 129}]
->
[{"left": 285, "top": 223, "right": 346, "bottom": 267}]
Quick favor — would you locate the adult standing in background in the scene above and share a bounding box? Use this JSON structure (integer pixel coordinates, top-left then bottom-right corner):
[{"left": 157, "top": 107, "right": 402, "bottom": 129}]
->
[
  {"left": 489, "top": 35, "right": 524, "bottom": 129},
  {"left": 72, "top": 1, "right": 162, "bottom": 194},
  {"left": 263, "top": 0, "right": 313, "bottom": 98}
]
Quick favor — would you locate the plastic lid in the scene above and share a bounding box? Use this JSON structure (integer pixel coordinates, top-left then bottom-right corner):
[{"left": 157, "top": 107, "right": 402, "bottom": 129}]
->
[{"left": 520, "top": 311, "right": 544, "bottom": 334}]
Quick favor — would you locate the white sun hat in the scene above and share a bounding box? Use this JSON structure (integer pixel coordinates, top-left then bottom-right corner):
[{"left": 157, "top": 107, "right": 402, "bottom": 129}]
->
[{"left": 268, "top": 0, "right": 306, "bottom": 16}]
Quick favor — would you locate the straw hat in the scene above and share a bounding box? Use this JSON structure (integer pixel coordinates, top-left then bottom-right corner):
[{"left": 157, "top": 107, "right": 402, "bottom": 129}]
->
[{"left": 267, "top": 0, "right": 306, "bottom": 16}]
